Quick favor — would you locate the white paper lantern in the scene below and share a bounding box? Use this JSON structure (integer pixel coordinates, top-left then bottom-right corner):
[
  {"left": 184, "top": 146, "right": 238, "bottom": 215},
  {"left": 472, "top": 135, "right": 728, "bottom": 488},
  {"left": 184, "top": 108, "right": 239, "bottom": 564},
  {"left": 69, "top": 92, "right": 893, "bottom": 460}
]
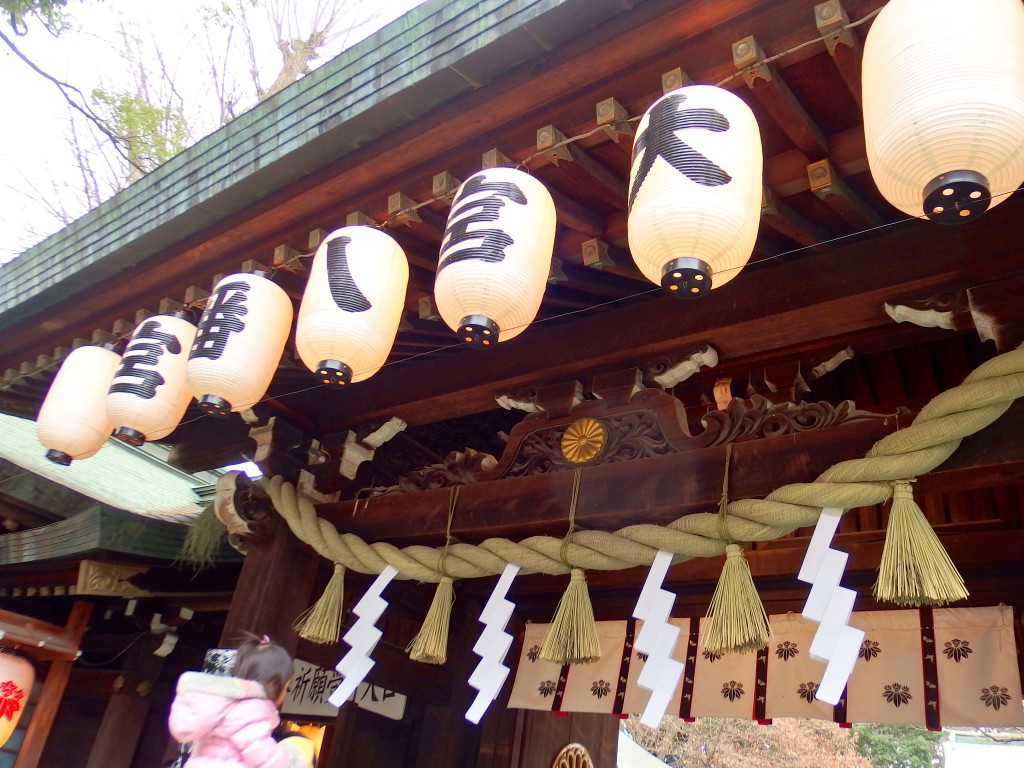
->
[
  {"left": 434, "top": 167, "right": 556, "bottom": 346},
  {"left": 106, "top": 313, "right": 197, "bottom": 444},
  {"left": 863, "top": 0, "right": 1024, "bottom": 222},
  {"left": 627, "top": 85, "right": 763, "bottom": 296},
  {"left": 296, "top": 226, "right": 409, "bottom": 386},
  {"left": 186, "top": 272, "right": 293, "bottom": 416},
  {"left": 0, "top": 652, "right": 35, "bottom": 748},
  {"left": 36, "top": 344, "right": 121, "bottom": 464}
]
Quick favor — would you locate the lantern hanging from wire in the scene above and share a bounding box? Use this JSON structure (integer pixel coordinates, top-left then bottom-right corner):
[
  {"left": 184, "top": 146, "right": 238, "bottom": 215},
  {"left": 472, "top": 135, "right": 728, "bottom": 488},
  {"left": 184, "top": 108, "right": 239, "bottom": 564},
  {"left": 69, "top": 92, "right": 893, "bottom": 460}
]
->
[
  {"left": 296, "top": 226, "right": 409, "bottom": 386},
  {"left": 863, "top": 0, "right": 1024, "bottom": 222},
  {"left": 434, "top": 167, "right": 556, "bottom": 346},
  {"left": 0, "top": 651, "right": 34, "bottom": 748},
  {"left": 106, "top": 312, "right": 197, "bottom": 445},
  {"left": 186, "top": 271, "right": 293, "bottom": 417},
  {"left": 627, "top": 84, "right": 763, "bottom": 296},
  {"left": 36, "top": 344, "right": 121, "bottom": 465}
]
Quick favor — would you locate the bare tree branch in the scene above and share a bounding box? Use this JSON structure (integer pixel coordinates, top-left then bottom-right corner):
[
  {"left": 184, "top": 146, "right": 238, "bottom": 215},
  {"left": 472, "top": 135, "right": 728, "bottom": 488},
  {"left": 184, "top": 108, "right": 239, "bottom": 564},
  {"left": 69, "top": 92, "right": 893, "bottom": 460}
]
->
[{"left": 0, "top": 25, "right": 146, "bottom": 174}]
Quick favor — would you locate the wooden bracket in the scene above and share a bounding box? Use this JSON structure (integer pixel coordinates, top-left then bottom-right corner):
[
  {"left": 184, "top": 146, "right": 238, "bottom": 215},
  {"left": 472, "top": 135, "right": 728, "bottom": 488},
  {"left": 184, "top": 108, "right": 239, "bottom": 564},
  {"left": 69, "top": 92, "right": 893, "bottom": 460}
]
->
[
  {"left": 346, "top": 210, "right": 377, "bottom": 227},
  {"left": 432, "top": 171, "right": 462, "bottom": 202},
  {"left": 661, "top": 67, "right": 692, "bottom": 94},
  {"left": 388, "top": 192, "right": 422, "bottom": 225},
  {"left": 596, "top": 98, "right": 633, "bottom": 147},
  {"left": 733, "top": 35, "right": 830, "bottom": 159},
  {"left": 807, "top": 159, "right": 883, "bottom": 228},
  {"left": 537, "top": 125, "right": 573, "bottom": 165},
  {"left": 481, "top": 148, "right": 512, "bottom": 169},
  {"left": 418, "top": 295, "right": 442, "bottom": 322}
]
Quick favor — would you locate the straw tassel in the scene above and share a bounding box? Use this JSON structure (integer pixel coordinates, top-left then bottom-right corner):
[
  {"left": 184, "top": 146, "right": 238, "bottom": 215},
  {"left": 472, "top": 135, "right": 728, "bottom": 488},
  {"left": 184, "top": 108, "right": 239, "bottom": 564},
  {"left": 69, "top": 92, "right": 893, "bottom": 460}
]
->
[
  {"left": 702, "top": 543, "right": 771, "bottom": 654},
  {"left": 702, "top": 444, "right": 770, "bottom": 654},
  {"left": 407, "top": 486, "right": 462, "bottom": 665},
  {"left": 407, "top": 576, "right": 455, "bottom": 665},
  {"left": 540, "top": 567, "right": 602, "bottom": 664},
  {"left": 293, "top": 563, "right": 346, "bottom": 644},
  {"left": 178, "top": 504, "right": 226, "bottom": 570},
  {"left": 874, "top": 479, "right": 968, "bottom": 606}
]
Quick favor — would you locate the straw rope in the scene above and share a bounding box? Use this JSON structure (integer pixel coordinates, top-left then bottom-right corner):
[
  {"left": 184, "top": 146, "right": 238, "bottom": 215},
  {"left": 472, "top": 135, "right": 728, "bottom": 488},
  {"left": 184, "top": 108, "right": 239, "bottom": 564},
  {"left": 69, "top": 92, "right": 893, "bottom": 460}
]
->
[{"left": 264, "top": 344, "right": 1024, "bottom": 583}]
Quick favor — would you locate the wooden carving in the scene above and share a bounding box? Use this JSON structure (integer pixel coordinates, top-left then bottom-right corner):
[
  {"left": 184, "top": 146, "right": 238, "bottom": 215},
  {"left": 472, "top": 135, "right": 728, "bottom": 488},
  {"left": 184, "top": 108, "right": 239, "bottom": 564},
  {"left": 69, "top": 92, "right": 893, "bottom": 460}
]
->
[
  {"left": 698, "top": 395, "right": 900, "bottom": 446},
  {"left": 382, "top": 386, "right": 902, "bottom": 491},
  {"left": 551, "top": 744, "right": 594, "bottom": 768}
]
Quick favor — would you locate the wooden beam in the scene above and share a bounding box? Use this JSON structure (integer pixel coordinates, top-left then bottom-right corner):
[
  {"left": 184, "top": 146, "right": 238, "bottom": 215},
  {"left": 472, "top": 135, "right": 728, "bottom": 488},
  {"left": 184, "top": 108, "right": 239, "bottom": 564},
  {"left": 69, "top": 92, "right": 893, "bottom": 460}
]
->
[
  {"left": 320, "top": 418, "right": 898, "bottom": 544},
  {"left": 317, "top": 196, "right": 1024, "bottom": 430},
  {"left": 733, "top": 35, "right": 830, "bottom": 159},
  {"left": 760, "top": 186, "right": 833, "bottom": 252},
  {"left": 807, "top": 158, "right": 884, "bottom": 228},
  {"left": 13, "top": 602, "right": 92, "bottom": 768},
  {"left": 816, "top": 0, "right": 864, "bottom": 108}
]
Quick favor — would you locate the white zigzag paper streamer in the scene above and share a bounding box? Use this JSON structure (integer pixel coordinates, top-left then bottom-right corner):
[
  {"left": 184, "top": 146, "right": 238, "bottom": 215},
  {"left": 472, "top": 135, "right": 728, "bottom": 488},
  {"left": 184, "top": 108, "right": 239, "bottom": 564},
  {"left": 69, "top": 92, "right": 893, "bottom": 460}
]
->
[
  {"left": 328, "top": 564, "right": 398, "bottom": 707},
  {"left": 465, "top": 563, "right": 521, "bottom": 724},
  {"left": 632, "top": 550, "right": 684, "bottom": 728},
  {"left": 797, "top": 507, "right": 865, "bottom": 706}
]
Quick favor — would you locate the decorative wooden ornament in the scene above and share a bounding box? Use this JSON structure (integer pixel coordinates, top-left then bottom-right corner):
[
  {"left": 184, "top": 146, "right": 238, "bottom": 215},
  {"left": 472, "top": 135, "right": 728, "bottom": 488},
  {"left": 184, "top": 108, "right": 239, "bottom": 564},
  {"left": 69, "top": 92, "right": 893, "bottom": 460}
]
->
[
  {"left": 0, "top": 652, "right": 34, "bottom": 748},
  {"left": 296, "top": 226, "right": 409, "bottom": 386},
  {"left": 186, "top": 272, "right": 293, "bottom": 416},
  {"left": 107, "top": 313, "right": 197, "bottom": 445},
  {"left": 36, "top": 344, "right": 121, "bottom": 465},
  {"left": 560, "top": 418, "right": 606, "bottom": 464},
  {"left": 434, "top": 167, "right": 556, "bottom": 346},
  {"left": 628, "top": 85, "right": 763, "bottom": 296},
  {"left": 863, "top": 0, "right": 1024, "bottom": 222},
  {"left": 551, "top": 744, "right": 594, "bottom": 768}
]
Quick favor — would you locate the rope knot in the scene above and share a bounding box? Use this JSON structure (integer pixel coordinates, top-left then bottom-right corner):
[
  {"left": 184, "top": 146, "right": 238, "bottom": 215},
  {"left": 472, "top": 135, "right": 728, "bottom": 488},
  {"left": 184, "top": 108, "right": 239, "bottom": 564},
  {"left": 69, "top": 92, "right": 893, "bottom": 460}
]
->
[
  {"left": 892, "top": 478, "right": 916, "bottom": 502},
  {"left": 725, "top": 543, "right": 744, "bottom": 559}
]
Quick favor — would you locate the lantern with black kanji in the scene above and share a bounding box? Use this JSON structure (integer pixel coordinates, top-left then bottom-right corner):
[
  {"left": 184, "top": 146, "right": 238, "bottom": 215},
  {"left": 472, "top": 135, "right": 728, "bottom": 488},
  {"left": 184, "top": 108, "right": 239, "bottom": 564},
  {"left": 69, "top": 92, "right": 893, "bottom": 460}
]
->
[
  {"left": 0, "top": 651, "right": 34, "bottom": 748},
  {"left": 627, "top": 84, "right": 763, "bottom": 296},
  {"left": 36, "top": 344, "right": 121, "bottom": 464},
  {"left": 863, "top": 0, "right": 1024, "bottom": 222},
  {"left": 296, "top": 227, "right": 409, "bottom": 386},
  {"left": 434, "top": 167, "right": 556, "bottom": 346},
  {"left": 186, "top": 272, "right": 293, "bottom": 416},
  {"left": 106, "top": 312, "right": 197, "bottom": 444}
]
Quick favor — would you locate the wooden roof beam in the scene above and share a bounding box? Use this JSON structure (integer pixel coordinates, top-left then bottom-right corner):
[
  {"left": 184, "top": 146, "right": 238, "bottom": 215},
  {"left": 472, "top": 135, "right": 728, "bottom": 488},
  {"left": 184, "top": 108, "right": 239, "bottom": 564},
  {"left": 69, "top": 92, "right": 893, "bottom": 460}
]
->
[
  {"left": 732, "top": 35, "right": 831, "bottom": 160},
  {"left": 760, "top": 186, "right": 833, "bottom": 252},
  {"left": 807, "top": 158, "right": 884, "bottom": 229},
  {"left": 815, "top": 0, "right": 864, "bottom": 108},
  {"left": 315, "top": 196, "right": 1024, "bottom": 431},
  {"left": 535, "top": 124, "right": 629, "bottom": 205}
]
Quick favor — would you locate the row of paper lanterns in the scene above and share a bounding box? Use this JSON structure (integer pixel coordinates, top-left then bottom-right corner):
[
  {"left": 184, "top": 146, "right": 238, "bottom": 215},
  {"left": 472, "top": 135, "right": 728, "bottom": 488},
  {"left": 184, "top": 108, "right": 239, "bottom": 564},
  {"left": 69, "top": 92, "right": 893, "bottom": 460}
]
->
[{"left": 36, "top": 0, "right": 1024, "bottom": 464}]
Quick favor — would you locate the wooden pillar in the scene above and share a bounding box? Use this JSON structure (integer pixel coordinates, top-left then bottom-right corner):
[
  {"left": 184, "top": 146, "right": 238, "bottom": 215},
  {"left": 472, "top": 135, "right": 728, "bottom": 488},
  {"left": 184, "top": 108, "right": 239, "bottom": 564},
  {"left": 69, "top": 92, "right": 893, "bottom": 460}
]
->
[
  {"left": 13, "top": 602, "right": 92, "bottom": 768},
  {"left": 83, "top": 636, "right": 167, "bottom": 768},
  {"left": 413, "top": 598, "right": 484, "bottom": 768},
  {"left": 219, "top": 514, "right": 319, "bottom": 653},
  {"left": 514, "top": 711, "right": 619, "bottom": 768}
]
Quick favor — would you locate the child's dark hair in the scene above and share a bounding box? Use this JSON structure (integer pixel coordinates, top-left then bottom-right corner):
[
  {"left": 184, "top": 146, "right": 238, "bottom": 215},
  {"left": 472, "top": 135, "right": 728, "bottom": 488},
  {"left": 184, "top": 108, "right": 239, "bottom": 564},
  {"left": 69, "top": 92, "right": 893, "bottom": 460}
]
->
[{"left": 232, "top": 633, "right": 293, "bottom": 702}]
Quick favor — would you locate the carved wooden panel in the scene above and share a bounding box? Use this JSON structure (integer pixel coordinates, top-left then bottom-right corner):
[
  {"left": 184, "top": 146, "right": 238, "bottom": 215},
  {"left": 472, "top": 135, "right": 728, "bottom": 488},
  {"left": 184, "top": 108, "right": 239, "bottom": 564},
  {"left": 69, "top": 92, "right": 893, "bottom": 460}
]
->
[{"left": 551, "top": 743, "right": 594, "bottom": 768}]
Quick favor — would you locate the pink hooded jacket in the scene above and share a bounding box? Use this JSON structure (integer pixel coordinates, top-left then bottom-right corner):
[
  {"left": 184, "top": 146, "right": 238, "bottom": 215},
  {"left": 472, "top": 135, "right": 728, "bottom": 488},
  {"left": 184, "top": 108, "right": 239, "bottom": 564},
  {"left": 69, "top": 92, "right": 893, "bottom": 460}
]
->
[{"left": 169, "top": 672, "right": 313, "bottom": 768}]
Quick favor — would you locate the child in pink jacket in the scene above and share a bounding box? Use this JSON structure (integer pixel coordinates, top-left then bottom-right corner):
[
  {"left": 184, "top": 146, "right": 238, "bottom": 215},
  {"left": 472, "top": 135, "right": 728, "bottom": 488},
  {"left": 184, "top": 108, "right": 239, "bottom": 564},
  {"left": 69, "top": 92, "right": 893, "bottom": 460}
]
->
[{"left": 169, "top": 636, "right": 314, "bottom": 768}]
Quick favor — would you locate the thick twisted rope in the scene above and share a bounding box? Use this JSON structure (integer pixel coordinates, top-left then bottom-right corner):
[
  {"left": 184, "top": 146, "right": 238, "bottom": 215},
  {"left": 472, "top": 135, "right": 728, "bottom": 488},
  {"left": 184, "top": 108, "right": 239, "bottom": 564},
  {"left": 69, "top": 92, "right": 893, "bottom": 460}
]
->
[{"left": 265, "top": 344, "right": 1024, "bottom": 582}]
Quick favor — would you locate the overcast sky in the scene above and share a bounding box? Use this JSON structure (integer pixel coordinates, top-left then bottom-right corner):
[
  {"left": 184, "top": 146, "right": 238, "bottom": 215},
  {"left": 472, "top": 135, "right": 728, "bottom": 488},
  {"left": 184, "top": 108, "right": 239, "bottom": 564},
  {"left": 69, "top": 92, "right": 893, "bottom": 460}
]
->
[{"left": 0, "top": 0, "right": 426, "bottom": 262}]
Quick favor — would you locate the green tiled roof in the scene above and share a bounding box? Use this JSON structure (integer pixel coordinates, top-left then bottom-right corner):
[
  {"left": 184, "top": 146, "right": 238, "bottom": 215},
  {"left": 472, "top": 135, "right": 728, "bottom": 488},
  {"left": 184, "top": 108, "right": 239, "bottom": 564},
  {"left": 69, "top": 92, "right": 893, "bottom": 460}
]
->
[
  {"left": 0, "top": 0, "right": 633, "bottom": 331},
  {"left": 0, "top": 504, "right": 238, "bottom": 565}
]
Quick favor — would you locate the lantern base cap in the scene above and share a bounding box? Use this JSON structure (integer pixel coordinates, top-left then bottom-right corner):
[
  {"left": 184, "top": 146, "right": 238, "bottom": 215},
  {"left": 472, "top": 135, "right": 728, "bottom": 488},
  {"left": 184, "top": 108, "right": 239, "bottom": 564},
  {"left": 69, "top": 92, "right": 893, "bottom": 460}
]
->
[
  {"left": 112, "top": 427, "right": 146, "bottom": 446},
  {"left": 316, "top": 359, "right": 353, "bottom": 387},
  {"left": 923, "top": 170, "right": 990, "bottom": 224},
  {"left": 661, "top": 257, "right": 712, "bottom": 297},
  {"left": 45, "top": 449, "right": 73, "bottom": 466},
  {"left": 198, "top": 394, "right": 232, "bottom": 418},
  {"left": 457, "top": 315, "right": 500, "bottom": 348}
]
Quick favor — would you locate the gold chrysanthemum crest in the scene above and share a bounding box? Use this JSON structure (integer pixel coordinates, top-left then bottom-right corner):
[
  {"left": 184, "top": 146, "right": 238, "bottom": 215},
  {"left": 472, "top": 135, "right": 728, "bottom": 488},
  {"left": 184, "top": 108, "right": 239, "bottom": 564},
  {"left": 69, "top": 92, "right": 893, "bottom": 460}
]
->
[{"left": 560, "top": 417, "right": 606, "bottom": 464}]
